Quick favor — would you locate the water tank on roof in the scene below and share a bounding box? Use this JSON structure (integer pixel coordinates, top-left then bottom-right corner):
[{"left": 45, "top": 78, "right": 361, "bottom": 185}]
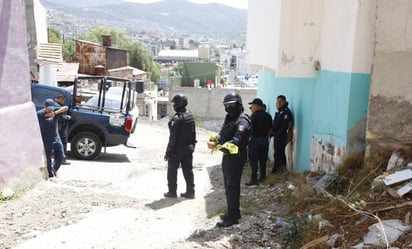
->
[{"left": 94, "top": 65, "right": 105, "bottom": 76}]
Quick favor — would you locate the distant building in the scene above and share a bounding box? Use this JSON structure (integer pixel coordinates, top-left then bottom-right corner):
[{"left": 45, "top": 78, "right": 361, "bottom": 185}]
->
[
  {"left": 154, "top": 49, "right": 198, "bottom": 63},
  {"left": 107, "top": 66, "right": 147, "bottom": 82},
  {"left": 181, "top": 62, "right": 221, "bottom": 88},
  {"left": 198, "top": 45, "right": 210, "bottom": 62}
]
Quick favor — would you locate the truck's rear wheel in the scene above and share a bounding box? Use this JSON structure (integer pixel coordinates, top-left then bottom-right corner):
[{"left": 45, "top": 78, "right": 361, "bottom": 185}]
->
[{"left": 71, "top": 132, "right": 102, "bottom": 160}]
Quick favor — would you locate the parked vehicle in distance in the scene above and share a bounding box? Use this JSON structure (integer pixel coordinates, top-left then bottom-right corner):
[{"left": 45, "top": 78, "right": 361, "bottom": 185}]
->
[{"left": 31, "top": 76, "right": 139, "bottom": 160}]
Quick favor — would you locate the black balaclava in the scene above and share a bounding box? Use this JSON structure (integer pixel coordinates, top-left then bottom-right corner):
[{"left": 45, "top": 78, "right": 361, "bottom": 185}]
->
[{"left": 225, "top": 103, "right": 243, "bottom": 118}]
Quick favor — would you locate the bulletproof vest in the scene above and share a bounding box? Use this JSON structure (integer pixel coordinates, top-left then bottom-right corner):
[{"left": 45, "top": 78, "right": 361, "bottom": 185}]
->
[
  {"left": 219, "top": 113, "right": 251, "bottom": 150},
  {"left": 176, "top": 111, "right": 196, "bottom": 146}
]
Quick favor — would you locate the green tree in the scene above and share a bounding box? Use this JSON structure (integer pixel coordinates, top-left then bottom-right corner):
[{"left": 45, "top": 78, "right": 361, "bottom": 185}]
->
[
  {"left": 48, "top": 26, "right": 74, "bottom": 61},
  {"left": 82, "top": 27, "right": 132, "bottom": 49},
  {"left": 80, "top": 27, "right": 161, "bottom": 83}
]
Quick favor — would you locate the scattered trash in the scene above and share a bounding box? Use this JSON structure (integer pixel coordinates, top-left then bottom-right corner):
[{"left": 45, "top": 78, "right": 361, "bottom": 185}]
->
[
  {"left": 363, "top": 219, "right": 410, "bottom": 246},
  {"left": 325, "top": 233, "right": 342, "bottom": 247},
  {"left": 386, "top": 151, "right": 401, "bottom": 171},
  {"left": 397, "top": 182, "right": 412, "bottom": 197},
  {"left": 383, "top": 169, "right": 412, "bottom": 186}
]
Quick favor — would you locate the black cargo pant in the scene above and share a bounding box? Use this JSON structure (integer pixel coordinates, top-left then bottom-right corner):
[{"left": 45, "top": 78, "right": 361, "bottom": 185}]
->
[
  {"left": 248, "top": 136, "right": 269, "bottom": 180},
  {"left": 167, "top": 145, "right": 195, "bottom": 194},
  {"left": 222, "top": 150, "right": 247, "bottom": 219},
  {"left": 273, "top": 137, "right": 287, "bottom": 172}
]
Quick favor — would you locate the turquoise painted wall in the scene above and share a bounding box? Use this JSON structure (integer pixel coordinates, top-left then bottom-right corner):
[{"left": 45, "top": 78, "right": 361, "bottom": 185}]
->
[{"left": 257, "top": 70, "right": 370, "bottom": 171}]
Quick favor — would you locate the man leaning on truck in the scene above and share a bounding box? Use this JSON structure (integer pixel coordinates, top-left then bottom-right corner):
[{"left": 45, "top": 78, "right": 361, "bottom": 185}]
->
[{"left": 36, "top": 99, "right": 68, "bottom": 178}]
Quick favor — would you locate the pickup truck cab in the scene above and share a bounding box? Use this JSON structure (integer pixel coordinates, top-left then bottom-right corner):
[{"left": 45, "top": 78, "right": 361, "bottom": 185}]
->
[{"left": 31, "top": 76, "right": 138, "bottom": 160}]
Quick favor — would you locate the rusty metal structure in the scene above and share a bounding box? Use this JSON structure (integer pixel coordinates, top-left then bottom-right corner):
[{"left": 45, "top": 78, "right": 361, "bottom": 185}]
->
[{"left": 71, "top": 36, "right": 127, "bottom": 76}]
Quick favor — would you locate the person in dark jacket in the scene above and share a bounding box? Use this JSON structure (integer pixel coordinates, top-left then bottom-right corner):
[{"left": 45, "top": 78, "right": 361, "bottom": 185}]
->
[
  {"left": 55, "top": 95, "right": 71, "bottom": 165},
  {"left": 37, "top": 99, "right": 68, "bottom": 178},
  {"left": 208, "top": 92, "right": 251, "bottom": 227},
  {"left": 272, "top": 95, "right": 293, "bottom": 173},
  {"left": 246, "top": 98, "right": 272, "bottom": 185},
  {"left": 164, "top": 93, "right": 197, "bottom": 199}
]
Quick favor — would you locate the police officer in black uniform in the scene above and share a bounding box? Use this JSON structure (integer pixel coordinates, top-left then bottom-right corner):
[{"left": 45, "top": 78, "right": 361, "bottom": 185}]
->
[
  {"left": 55, "top": 95, "right": 71, "bottom": 165},
  {"left": 272, "top": 95, "right": 293, "bottom": 173},
  {"left": 246, "top": 98, "right": 272, "bottom": 185},
  {"left": 208, "top": 92, "right": 251, "bottom": 227},
  {"left": 164, "top": 93, "right": 197, "bottom": 199}
]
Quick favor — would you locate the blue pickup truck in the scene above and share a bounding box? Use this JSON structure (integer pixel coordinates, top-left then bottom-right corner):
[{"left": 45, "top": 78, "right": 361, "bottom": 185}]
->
[{"left": 31, "top": 76, "right": 139, "bottom": 160}]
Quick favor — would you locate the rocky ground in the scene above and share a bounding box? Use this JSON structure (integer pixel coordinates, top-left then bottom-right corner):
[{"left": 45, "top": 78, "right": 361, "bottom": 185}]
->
[
  {"left": 0, "top": 118, "right": 290, "bottom": 249},
  {"left": 4, "top": 118, "right": 410, "bottom": 249}
]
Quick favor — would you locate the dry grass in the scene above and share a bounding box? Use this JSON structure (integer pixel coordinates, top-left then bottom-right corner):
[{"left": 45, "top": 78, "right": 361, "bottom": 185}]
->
[{"left": 276, "top": 149, "right": 412, "bottom": 248}]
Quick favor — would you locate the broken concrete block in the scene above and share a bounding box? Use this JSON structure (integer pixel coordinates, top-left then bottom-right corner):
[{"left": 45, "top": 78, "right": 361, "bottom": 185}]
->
[
  {"left": 383, "top": 169, "right": 412, "bottom": 186},
  {"left": 397, "top": 182, "right": 412, "bottom": 197},
  {"left": 396, "top": 157, "right": 405, "bottom": 168},
  {"left": 386, "top": 151, "right": 400, "bottom": 171},
  {"left": 363, "top": 219, "right": 410, "bottom": 246}
]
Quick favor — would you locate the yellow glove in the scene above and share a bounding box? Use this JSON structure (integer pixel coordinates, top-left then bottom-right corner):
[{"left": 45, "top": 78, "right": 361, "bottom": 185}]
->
[
  {"left": 220, "top": 142, "right": 239, "bottom": 155},
  {"left": 208, "top": 134, "right": 218, "bottom": 153},
  {"left": 209, "top": 135, "right": 218, "bottom": 142}
]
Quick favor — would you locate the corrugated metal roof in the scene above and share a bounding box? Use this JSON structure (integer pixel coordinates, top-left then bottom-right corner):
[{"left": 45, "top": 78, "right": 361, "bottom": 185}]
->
[{"left": 36, "top": 43, "right": 62, "bottom": 63}]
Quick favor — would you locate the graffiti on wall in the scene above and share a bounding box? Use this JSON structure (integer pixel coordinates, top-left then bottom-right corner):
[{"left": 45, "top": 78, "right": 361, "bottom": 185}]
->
[{"left": 310, "top": 136, "right": 347, "bottom": 173}]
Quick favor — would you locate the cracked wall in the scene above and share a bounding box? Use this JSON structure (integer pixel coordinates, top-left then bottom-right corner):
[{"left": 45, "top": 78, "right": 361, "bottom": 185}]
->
[{"left": 366, "top": 0, "right": 412, "bottom": 152}]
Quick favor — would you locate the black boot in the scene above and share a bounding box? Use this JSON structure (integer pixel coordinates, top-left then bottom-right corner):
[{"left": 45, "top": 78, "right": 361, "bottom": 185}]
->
[
  {"left": 219, "top": 213, "right": 241, "bottom": 221},
  {"left": 245, "top": 178, "right": 258, "bottom": 186},
  {"left": 163, "top": 191, "right": 177, "bottom": 198},
  {"left": 216, "top": 219, "right": 239, "bottom": 227},
  {"left": 180, "top": 192, "right": 195, "bottom": 199}
]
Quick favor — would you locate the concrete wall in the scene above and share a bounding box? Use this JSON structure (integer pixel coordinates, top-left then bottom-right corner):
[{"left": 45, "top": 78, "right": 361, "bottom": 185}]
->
[
  {"left": 25, "top": 0, "right": 48, "bottom": 79},
  {"left": 248, "top": 0, "right": 375, "bottom": 172},
  {"left": 168, "top": 87, "right": 257, "bottom": 130},
  {"left": 366, "top": 0, "right": 412, "bottom": 151},
  {"left": 0, "top": 1, "right": 45, "bottom": 192}
]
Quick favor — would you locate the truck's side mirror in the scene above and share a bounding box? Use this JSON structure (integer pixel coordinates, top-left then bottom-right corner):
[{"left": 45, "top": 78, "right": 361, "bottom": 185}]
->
[{"left": 135, "top": 80, "right": 144, "bottom": 93}]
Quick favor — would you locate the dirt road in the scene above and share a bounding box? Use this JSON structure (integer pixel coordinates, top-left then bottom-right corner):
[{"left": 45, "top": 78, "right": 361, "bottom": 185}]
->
[{"left": 1, "top": 118, "right": 227, "bottom": 249}]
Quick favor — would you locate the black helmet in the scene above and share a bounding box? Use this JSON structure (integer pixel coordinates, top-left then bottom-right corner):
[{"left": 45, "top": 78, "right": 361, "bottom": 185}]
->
[
  {"left": 171, "top": 93, "right": 188, "bottom": 110},
  {"left": 223, "top": 92, "right": 242, "bottom": 105}
]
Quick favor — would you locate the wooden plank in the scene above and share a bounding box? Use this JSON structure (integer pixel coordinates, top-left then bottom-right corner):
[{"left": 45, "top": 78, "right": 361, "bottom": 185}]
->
[{"left": 300, "top": 235, "right": 329, "bottom": 249}]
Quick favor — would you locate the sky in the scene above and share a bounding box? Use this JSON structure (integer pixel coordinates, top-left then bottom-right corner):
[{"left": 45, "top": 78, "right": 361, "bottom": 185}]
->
[{"left": 125, "top": 0, "right": 248, "bottom": 9}]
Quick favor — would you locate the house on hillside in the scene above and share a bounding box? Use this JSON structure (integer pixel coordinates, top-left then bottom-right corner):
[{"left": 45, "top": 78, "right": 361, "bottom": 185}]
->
[
  {"left": 181, "top": 62, "right": 221, "bottom": 88},
  {"left": 154, "top": 49, "right": 198, "bottom": 64}
]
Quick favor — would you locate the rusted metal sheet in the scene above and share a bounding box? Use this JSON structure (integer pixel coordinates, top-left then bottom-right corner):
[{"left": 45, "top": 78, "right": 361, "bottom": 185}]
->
[
  {"left": 106, "top": 48, "right": 127, "bottom": 70},
  {"left": 72, "top": 40, "right": 127, "bottom": 76}
]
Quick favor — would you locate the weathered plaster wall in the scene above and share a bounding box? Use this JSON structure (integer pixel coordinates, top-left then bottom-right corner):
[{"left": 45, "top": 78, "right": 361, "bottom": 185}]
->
[
  {"left": 25, "top": 0, "right": 48, "bottom": 79},
  {"left": 246, "top": 0, "right": 281, "bottom": 72},
  {"left": 0, "top": 1, "right": 45, "bottom": 191},
  {"left": 277, "top": 0, "right": 323, "bottom": 77},
  {"left": 367, "top": 0, "right": 412, "bottom": 151},
  {"left": 248, "top": 0, "right": 374, "bottom": 172}
]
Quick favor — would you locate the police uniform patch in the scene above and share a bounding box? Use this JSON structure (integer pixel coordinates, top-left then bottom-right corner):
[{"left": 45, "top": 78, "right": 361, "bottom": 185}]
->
[{"left": 238, "top": 125, "right": 245, "bottom": 132}]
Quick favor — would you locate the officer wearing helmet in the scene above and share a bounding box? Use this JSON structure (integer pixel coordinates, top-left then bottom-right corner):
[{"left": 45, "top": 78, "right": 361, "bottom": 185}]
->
[
  {"left": 164, "top": 93, "right": 197, "bottom": 199},
  {"left": 207, "top": 92, "right": 251, "bottom": 227}
]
